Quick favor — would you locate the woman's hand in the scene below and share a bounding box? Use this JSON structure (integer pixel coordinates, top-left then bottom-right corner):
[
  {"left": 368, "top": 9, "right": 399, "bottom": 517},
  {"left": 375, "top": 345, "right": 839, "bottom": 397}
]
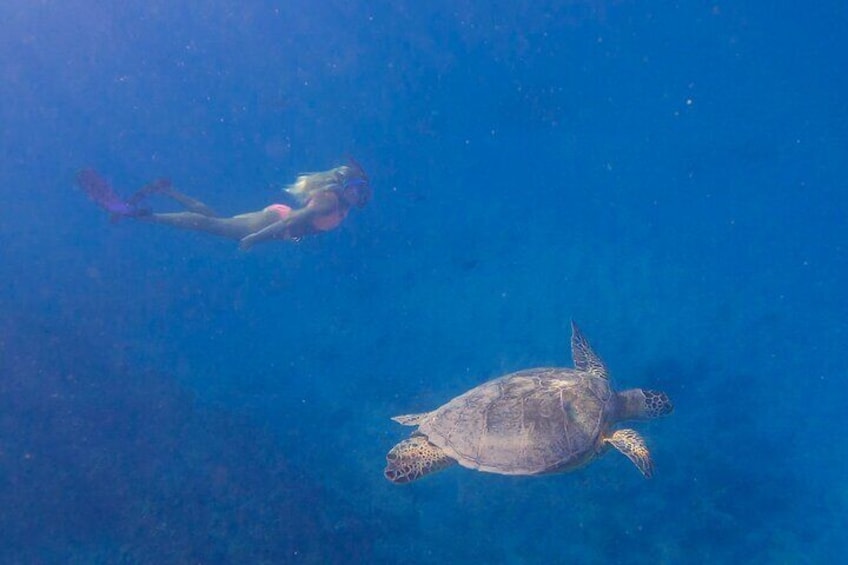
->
[{"left": 239, "top": 233, "right": 258, "bottom": 251}]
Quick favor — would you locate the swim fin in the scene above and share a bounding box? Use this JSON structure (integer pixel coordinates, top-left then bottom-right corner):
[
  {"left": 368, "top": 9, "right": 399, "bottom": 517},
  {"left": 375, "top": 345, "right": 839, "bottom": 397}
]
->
[
  {"left": 76, "top": 169, "right": 150, "bottom": 220},
  {"left": 126, "top": 178, "right": 172, "bottom": 207}
]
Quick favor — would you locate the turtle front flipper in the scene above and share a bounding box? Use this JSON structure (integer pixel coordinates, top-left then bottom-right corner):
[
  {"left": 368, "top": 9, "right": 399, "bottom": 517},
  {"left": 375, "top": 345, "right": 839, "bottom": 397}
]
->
[
  {"left": 605, "top": 429, "right": 654, "bottom": 478},
  {"left": 384, "top": 436, "right": 456, "bottom": 484}
]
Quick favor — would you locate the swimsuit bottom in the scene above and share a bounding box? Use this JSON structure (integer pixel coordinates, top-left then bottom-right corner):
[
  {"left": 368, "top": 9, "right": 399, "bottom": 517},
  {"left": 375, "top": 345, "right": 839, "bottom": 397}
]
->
[{"left": 265, "top": 203, "right": 292, "bottom": 219}]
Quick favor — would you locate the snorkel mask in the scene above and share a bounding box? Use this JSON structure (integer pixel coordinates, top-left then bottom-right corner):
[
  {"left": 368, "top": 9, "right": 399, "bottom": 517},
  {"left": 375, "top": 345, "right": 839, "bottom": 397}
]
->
[{"left": 338, "top": 158, "right": 371, "bottom": 208}]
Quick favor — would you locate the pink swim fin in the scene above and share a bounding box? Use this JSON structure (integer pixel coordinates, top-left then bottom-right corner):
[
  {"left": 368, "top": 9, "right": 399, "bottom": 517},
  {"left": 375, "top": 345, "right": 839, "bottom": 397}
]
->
[
  {"left": 76, "top": 169, "right": 149, "bottom": 220},
  {"left": 127, "top": 178, "right": 172, "bottom": 206}
]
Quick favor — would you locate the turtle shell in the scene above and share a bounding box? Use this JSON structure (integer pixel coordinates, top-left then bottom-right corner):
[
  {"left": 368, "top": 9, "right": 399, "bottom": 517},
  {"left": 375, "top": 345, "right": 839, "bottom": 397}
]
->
[{"left": 418, "top": 368, "right": 614, "bottom": 475}]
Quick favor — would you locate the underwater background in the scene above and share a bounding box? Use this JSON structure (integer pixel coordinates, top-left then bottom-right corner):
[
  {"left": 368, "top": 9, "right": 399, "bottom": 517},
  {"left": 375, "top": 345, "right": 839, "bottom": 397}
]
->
[{"left": 1, "top": 1, "right": 846, "bottom": 563}]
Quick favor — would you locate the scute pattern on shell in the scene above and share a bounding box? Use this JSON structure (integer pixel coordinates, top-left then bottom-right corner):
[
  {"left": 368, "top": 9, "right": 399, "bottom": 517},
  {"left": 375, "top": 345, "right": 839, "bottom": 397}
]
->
[{"left": 418, "top": 368, "right": 613, "bottom": 474}]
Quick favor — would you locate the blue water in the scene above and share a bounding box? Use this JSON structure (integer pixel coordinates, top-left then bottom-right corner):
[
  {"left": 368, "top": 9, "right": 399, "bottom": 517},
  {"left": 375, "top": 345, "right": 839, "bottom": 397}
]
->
[{"left": 1, "top": 1, "right": 845, "bottom": 562}]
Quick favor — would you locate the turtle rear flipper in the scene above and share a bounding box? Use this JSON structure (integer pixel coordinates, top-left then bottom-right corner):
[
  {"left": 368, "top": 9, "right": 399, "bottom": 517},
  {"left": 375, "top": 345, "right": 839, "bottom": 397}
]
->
[
  {"left": 384, "top": 436, "right": 455, "bottom": 484},
  {"left": 606, "top": 429, "right": 654, "bottom": 478}
]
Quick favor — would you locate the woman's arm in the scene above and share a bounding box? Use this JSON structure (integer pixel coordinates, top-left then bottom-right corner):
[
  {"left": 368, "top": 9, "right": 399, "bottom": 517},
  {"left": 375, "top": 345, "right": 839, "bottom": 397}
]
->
[{"left": 238, "top": 193, "right": 337, "bottom": 250}]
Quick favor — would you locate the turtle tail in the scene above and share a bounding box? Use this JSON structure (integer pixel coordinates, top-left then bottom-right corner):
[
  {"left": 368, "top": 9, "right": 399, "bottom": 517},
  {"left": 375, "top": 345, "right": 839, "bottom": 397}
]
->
[{"left": 391, "top": 412, "right": 429, "bottom": 426}]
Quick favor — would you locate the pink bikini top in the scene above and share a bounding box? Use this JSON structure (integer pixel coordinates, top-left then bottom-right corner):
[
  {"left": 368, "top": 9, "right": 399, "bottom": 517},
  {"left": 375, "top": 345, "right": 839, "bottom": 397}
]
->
[{"left": 308, "top": 192, "right": 348, "bottom": 231}]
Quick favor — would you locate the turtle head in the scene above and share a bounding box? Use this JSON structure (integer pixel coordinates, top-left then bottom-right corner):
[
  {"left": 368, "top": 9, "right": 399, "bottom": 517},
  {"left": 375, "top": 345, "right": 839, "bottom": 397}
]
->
[{"left": 617, "top": 389, "right": 673, "bottom": 420}]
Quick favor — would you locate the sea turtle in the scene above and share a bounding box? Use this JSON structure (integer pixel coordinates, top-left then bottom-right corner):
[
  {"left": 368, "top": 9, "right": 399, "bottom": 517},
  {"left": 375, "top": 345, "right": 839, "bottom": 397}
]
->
[{"left": 384, "top": 322, "right": 673, "bottom": 484}]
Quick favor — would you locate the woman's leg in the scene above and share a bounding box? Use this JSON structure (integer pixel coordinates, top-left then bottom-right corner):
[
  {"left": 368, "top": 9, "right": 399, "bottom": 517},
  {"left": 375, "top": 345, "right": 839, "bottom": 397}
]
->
[
  {"left": 127, "top": 178, "right": 221, "bottom": 218},
  {"left": 141, "top": 210, "right": 274, "bottom": 240},
  {"left": 157, "top": 188, "right": 219, "bottom": 217}
]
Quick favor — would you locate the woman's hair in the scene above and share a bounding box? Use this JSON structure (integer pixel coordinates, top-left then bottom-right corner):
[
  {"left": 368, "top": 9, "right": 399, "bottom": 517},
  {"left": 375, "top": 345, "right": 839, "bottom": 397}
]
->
[{"left": 284, "top": 164, "right": 367, "bottom": 204}]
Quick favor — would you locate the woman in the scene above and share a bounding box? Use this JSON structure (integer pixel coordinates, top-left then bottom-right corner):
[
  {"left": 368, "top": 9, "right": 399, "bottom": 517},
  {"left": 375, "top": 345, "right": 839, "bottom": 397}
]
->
[{"left": 77, "top": 162, "right": 371, "bottom": 250}]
